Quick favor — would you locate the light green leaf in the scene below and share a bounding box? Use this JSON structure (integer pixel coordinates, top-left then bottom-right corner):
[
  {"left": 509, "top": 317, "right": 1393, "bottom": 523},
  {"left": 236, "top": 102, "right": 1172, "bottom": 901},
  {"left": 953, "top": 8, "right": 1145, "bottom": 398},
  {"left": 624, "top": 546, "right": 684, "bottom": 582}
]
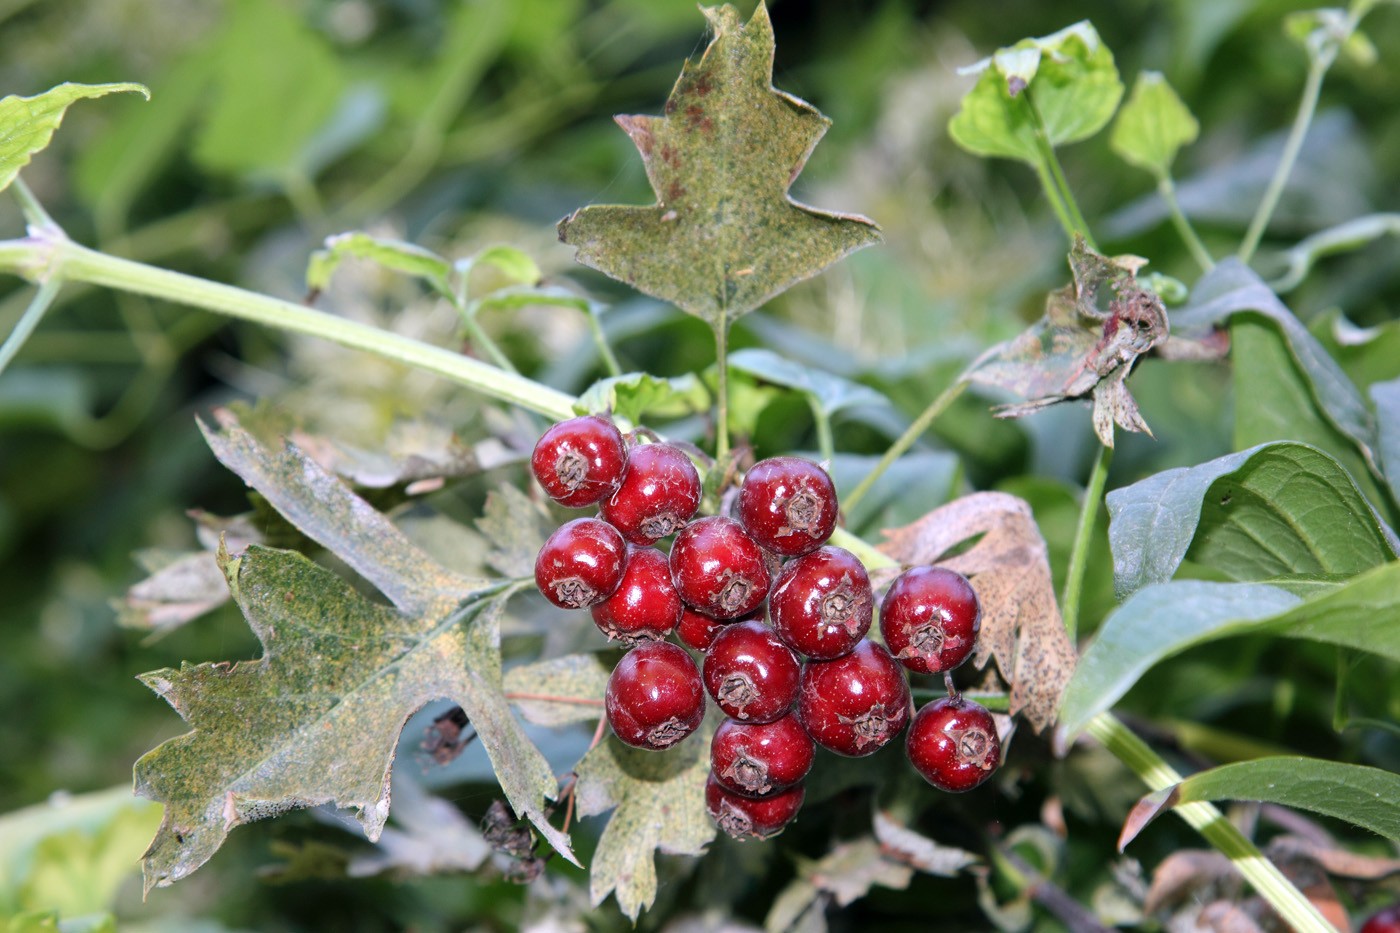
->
[
  {"left": 306, "top": 232, "right": 453, "bottom": 298},
  {"left": 727, "top": 348, "right": 891, "bottom": 419},
  {"left": 0, "top": 82, "right": 148, "bottom": 194},
  {"left": 1060, "top": 564, "right": 1400, "bottom": 736},
  {"left": 1125, "top": 758, "right": 1400, "bottom": 847},
  {"left": 503, "top": 654, "right": 610, "bottom": 726},
  {"left": 1110, "top": 71, "right": 1198, "bottom": 177},
  {"left": 1106, "top": 441, "right": 1397, "bottom": 598},
  {"left": 949, "top": 21, "right": 1123, "bottom": 164},
  {"left": 460, "top": 246, "right": 542, "bottom": 288},
  {"left": 575, "top": 722, "right": 716, "bottom": 920},
  {"left": 573, "top": 371, "right": 710, "bottom": 424},
  {"left": 558, "top": 2, "right": 880, "bottom": 326}
]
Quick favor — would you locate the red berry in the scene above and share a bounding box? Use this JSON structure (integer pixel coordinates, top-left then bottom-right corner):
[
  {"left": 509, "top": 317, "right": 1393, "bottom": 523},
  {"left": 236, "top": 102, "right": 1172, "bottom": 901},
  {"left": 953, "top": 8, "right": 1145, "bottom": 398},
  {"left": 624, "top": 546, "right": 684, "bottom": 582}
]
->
[
  {"left": 797, "top": 639, "right": 911, "bottom": 757},
  {"left": 1361, "top": 905, "right": 1400, "bottom": 933},
  {"left": 703, "top": 620, "right": 801, "bottom": 724},
  {"left": 605, "top": 642, "right": 705, "bottom": 750},
  {"left": 531, "top": 415, "right": 626, "bottom": 507},
  {"left": 769, "top": 546, "right": 872, "bottom": 660},
  {"left": 711, "top": 712, "right": 814, "bottom": 797},
  {"left": 906, "top": 696, "right": 1001, "bottom": 792},
  {"left": 879, "top": 566, "right": 980, "bottom": 674},
  {"left": 738, "top": 457, "right": 838, "bottom": 557},
  {"left": 670, "top": 517, "right": 771, "bottom": 619},
  {"left": 705, "top": 773, "right": 804, "bottom": 840},
  {"left": 600, "top": 443, "right": 702, "bottom": 545},
  {"left": 676, "top": 607, "right": 729, "bottom": 652},
  {"left": 590, "top": 546, "right": 683, "bottom": 644},
  {"left": 534, "top": 517, "right": 627, "bottom": 609}
]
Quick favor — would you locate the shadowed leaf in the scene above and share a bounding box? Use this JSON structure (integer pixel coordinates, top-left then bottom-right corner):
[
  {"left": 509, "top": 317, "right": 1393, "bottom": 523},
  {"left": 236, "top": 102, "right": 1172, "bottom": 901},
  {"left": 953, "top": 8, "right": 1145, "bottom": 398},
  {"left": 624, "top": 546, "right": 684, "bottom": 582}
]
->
[
  {"left": 475, "top": 484, "right": 555, "bottom": 579},
  {"left": 878, "top": 492, "right": 1075, "bottom": 732},
  {"left": 728, "top": 348, "right": 892, "bottom": 419},
  {"left": 0, "top": 82, "right": 148, "bottom": 194},
  {"left": 557, "top": 2, "right": 880, "bottom": 326}
]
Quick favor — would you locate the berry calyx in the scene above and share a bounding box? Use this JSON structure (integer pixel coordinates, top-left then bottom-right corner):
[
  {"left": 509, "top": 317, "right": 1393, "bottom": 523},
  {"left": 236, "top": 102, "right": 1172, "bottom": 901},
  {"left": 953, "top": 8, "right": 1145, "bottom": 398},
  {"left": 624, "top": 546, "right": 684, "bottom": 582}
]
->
[
  {"left": 601, "top": 443, "right": 702, "bottom": 545},
  {"left": 703, "top": 619, "right": 801, "bottom": 724},
  {"left": 879, "top": 566, "right": 980, "bottom": 674},
  {"left": 711, "top": 712, "right": 814, "bottom": 797},
  {"left": 906, "top": 696, "right": 1001, "bottom": 792},
  {"left": 1361, "top": 905, "right": 1400, "bottom": 933},
  {"left": 531, "top": 415, "right": 627, "bottom": 507},
  {"left": 738, "top": 457, "right": 839, "bottom": 557},
  {"left": 769, "top": 546, "right": 872, "bottom": 659},
  {"left": 705, "top": 773, "right": 804, "bottom": 840},
  {"left": 534, "top": 517, "right": 627, "bottom": 609},
  {"left": 670, "top": 516, "right": 771, "bottom": 619},
  {"left": 590, "top": 546, "right": 683, "bottom": 644},
  {"left": 797, "top": 639, "right": 911, "bottom": 757},
  {"left": 605, "top": 642, "right": 705, "bottom": 750}
]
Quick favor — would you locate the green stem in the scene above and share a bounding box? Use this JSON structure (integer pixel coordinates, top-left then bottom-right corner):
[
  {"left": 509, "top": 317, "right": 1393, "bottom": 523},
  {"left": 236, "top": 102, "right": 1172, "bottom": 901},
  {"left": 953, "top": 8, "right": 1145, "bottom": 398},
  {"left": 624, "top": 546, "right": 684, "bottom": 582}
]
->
[
  {"left": 714, "top": 317, "right": 730, "bottom": 459},
  {"left": 806, "top": 392, "right": 834, "bottom": 463},
  {"left": 586, "top": 307, "right": 623, "bottom": 378},
  {"left": 11, "top": 176, "right": 56, "bottom": 229},
  {"left": 1023, "top": 89, "right": 1096, "bottom": 250},
  {"left": 1238, "top": 60, "right": 1325, "bottom": 265},
  {"left": 1086, "top": 713, "right": 1338, "bottom": 933},
  {"left": 1061, "top": 443, "right": 1111, "bottom": 641},
  {"left": 0, "top": 277, "right": 62, "bottom": 375},
  {"left": 829, "top": 526, "right": 894, "bottom": 573},
  {"left": 844, "top": 378, "right": 967, "bottom": 513},
  {"left": 0, "top": 231, "right": 578, "bottom": 421},
  {"left": 457, "top": 309, "right": 520, "bottom": 374},
  {"left": 1157, "top": 175, "right": 1215, "bottom": 272}
]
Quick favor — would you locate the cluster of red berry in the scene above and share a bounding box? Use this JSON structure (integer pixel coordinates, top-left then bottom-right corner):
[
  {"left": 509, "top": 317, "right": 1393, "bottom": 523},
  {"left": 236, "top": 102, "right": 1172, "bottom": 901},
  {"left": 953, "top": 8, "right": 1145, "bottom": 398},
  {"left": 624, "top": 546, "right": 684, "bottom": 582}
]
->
[{"left": 531, "top": 415, "right": 1002, "bottom": 841}]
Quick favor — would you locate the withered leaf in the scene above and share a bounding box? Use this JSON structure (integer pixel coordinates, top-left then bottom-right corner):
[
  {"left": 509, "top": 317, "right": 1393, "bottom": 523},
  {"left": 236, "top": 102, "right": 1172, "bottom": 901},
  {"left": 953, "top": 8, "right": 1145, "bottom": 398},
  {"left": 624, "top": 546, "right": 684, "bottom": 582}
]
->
[
  {"left": 878, "top": 492, "right": 1076, "bottom": 732},
  {"left": 966, "top": 238, "right": 1167, "bottom": 447},
  {"left": 557, "top": 2, "right": 880, "bottom": 327}
]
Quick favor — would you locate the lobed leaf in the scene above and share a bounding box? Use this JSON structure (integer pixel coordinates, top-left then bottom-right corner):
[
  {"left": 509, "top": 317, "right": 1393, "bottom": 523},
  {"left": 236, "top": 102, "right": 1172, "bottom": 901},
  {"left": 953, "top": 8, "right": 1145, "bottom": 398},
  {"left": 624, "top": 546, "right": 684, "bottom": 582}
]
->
[
  {"left": 1110, "top": 71, "right": 1198, "bottom": 178},
  {"left": 1106, "top": 441, "right": 1397, "bottom": 599},
  {"left": 557, "top": 2, "right": 880, "bottom": 326},
  {"left": 475, "top": 484, "right": 555, "bottom": 580},
  {"left": 1121, "top": 758, "right": 1400, "bottom": 849},
  {"left": 0, "top": 82, "right": 148, "bottom": 194},
  {"left": 503, "top": 654, "right": 610, "bottom": 727}
]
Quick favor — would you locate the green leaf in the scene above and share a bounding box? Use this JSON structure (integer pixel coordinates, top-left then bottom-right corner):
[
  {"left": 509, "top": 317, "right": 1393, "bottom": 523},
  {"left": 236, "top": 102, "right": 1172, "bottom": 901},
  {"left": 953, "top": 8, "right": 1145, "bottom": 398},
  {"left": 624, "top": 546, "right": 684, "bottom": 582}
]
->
[
  {"left": 573, "top": 372, "right": 710, "bottom": 424},
  {"left": 1372, "top": 378, "right": 1400, "bottom": 504},
  {"left": 1110, "top": 71, "right": 1198, "bottom": 177},
  {"left": 828, "top": 451, "right": 960, "bottom": 537},
  {"left": 0, "top": 786, "right": 161, "bottom": 919},
  {"left": 475, "top": 484, "right": 555, "bottom": 580},
  {"left": 1106, "top": 441, "right": 1398, "bottom": 598},
  {"left": 727, "top": 348, "right": 892, "bottom": 419},
  {"left": 1060, "top": 564, "right": 1400, "bottom": 736},
  {"left": 461, "top": 246, "right": 542, "bottom": 288},
  {"left": 557, "top": 2, "right": 881, "bottom": 327},
  {"left": 1124, "top": 758, "right": 1400, "bottom": 847},
  {"left": 307, "top": 232, "right": 453, "bottom": 299},
  {"left": 503, "top": 653, "right": 610, "bottom": 727},
  {"left": 0, "top": 82, "right": 148, "bottom": 194},
  {"left": 575, "top": 722, "right": 717, "bottom": 920},
  {"left": 949, "top": 21, "right": 1123, "bottom": 164},
  {"left": 134, "top": 415, "right": 574, "bottom": 892}
]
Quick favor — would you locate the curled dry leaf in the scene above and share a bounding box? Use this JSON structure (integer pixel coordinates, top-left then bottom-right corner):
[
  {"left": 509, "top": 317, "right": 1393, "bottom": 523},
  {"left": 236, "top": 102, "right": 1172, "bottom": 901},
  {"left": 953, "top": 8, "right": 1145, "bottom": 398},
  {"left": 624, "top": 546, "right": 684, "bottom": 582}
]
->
[{"left": 878, "top": 491, "right": 1076, "bottom": 732}]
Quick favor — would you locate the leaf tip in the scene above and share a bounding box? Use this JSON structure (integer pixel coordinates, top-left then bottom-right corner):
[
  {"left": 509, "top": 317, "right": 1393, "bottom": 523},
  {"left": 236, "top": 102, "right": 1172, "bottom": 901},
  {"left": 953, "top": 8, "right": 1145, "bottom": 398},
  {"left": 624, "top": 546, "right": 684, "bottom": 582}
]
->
[{"left": 1119, "top": 785, "right": 1179, "bottom": 851}]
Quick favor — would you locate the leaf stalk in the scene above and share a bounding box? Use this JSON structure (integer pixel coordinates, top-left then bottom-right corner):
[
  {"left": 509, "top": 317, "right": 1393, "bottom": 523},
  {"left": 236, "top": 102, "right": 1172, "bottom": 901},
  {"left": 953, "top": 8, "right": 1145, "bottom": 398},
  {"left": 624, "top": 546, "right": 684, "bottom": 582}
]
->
[{"left": 1061, "top": 443, "right": 1111, "bottom": 641}]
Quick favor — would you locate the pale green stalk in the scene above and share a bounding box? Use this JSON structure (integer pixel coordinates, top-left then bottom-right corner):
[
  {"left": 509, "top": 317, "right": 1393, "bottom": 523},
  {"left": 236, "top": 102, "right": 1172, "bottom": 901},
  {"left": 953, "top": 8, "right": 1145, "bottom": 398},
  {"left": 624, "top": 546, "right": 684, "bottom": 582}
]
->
[
  {"left": 1157, "top": 176, "right": 1214, "bottom": 272},
  {"left": 843, "top": 378, "right": 967, "bottom": 513},
  {"left": 1061, "top": 443, "right": 1111, "bottom": 641}
]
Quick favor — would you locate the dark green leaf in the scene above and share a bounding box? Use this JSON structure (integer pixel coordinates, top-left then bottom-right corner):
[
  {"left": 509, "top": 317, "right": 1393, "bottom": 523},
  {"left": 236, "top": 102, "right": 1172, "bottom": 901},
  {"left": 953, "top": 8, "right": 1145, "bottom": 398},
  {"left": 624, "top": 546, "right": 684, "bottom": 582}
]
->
[
  {"left": 1371, "top": 378, "right": 1400, "bottom": 504},
  {"left": 557, "top": 2, "right": 881, "bottom": 326},
  {"left": 573, "top": 371, "right": 710, "bottom": 424},
  {"left": 949, "top": 21, "right": 1123, "bottom": 164},
  {"left": 1110, "top": 71, "right": 1198, "bottom": 177},
  {"left": 1106, "top": 441, "right": 1397, "bottom": 598},
  {"left": 0, "top": 82, "right": 148, "bottom": 194},
  {"left": 728, "top": 348, "right": 892, "bottom": 418},
  {"left": 307, "top": 232, "right": 453, "bottom": 298}
]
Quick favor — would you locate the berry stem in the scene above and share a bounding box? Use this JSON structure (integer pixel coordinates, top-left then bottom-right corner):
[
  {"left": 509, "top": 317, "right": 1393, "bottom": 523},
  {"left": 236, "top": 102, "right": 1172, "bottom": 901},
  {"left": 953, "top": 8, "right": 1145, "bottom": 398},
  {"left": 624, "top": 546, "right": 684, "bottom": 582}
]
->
[
  {"left": 714, "top": 316, "right": 730, "bottom": 460},
  {"left": 1086, "top": 712, "right": 1340, "bottom": 933},
  {"left": 1061, "top": 443, "right": 1112, "bottom": 641},
  {"left": 503, "top": 692, "right": 606, "bottom": 706},
  {"left": 942, "top": 671, "right": 961, "bottom": 702},
  {"left": 843, "top": 378, "right": 968, "bottom": 514}
]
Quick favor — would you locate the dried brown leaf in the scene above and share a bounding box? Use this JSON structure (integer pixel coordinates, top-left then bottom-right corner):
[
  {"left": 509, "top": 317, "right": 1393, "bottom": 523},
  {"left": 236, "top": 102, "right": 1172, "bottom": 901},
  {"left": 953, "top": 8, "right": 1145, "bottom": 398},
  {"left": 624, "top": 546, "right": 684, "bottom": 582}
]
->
[{"left": 878, "top": 492, "right": 1076, "bottom": 731}]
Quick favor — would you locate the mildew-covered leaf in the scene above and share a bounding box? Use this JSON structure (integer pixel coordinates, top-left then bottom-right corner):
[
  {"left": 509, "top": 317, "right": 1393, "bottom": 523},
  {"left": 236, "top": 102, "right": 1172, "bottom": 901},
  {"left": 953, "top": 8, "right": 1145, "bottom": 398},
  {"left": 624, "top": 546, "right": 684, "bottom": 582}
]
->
[
  {"left": 557, "top": 2, "right": 880, "bottom": 327},
  {"left": 966, "top": 239, "right": 1167, "bottom": 447},
  {"left": 503, "top": 653, "right": 610, "bottom": 727},
  {"left": 574, "top": 720, "right": 717, "bottom": 920},
  {"left": 475, "top": 483, "right": 555, "bottom": 580},
  {"left": 879, "top": 492, "right": 1075, "bottom": 732}
]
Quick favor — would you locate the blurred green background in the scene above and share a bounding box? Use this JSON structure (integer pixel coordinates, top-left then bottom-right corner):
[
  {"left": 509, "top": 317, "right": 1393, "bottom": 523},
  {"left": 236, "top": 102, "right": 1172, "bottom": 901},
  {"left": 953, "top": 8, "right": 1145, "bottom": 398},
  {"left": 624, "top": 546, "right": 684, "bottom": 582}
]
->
[{"left": 1, "top": 0, "right": 1398, "bottom": 930}]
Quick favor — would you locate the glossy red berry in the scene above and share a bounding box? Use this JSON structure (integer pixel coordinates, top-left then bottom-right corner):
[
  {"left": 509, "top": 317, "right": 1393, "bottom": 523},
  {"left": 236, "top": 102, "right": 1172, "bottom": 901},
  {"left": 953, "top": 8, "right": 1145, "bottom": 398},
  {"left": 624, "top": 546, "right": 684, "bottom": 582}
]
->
[
  {"left": 531, "top": 415, "right": 627, "bottom": 507},
  {"left": 534, "top": 517, "right": 627, "bottom": 609},
  {"left": 1361, "top": 905, "right": 1400, "bottom": 933},
  {"left": 670, "top": 516, "right": 771, "bottom": 619},
  {"left": 600, "top": 443, "right": 702, "bottom": 545},
  {"left": 738, "top": 457, "right": 838, "bottom": 557},
  {"left": 590, "top": 546, "right": 683, "bottom": 644},
  {"left": 711, "top": 712, "right": 815, "bottom": 797},
  {"left": 705, "top": 773, "right": 804, "bottom": 840},
  {"left": 605, "top": 642, "right": 705, "bottom": 750},
  {"left": 879, "top": 566, "right": 980, "bottom": 674},
  {"left": 906, "top": 696, "right": 1001, "bottom": 792},
  {"left": 769, "top": 546, "right": 872, "bottom": 660},
  {"left": 703, "top": 620, "right": 801, "bottom": 724},
  {"left": 676, "top": 607, "right": 728, "bottom": 652},
  {"left": 797, "top": 639, "right": 911, "bottom": 757}
]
